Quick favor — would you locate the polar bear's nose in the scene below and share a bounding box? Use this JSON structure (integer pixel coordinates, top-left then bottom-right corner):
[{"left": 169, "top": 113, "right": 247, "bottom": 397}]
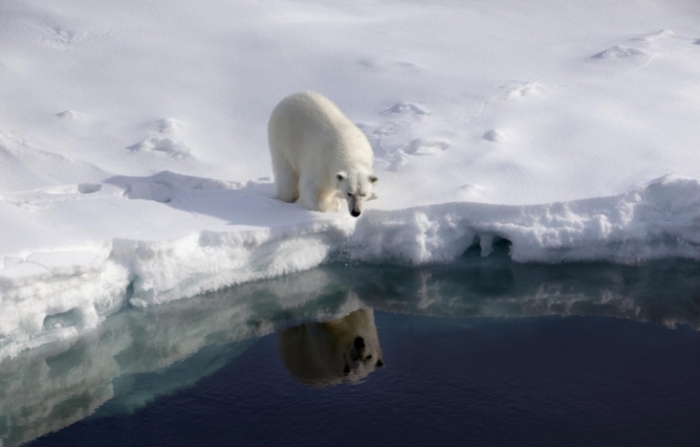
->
[
  {"left": 351, "top": 210, "right": 361, "bottom": 217},
  {"left": 354, "top": 336, "right": 365, "bottom": 350}
]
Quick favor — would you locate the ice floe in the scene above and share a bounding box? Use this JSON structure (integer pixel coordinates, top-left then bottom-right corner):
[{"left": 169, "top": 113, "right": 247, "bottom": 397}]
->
[{"left": 2, "top": 0, "right": 700, "bottom": 359}]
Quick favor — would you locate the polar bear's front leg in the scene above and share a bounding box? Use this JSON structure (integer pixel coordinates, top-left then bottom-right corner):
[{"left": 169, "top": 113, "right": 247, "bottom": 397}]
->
[
  {"left": 318, "top": 190, "right": 342, "bottom": 213},
  {"left": 272, "top": 157, "right": 299, "bottom": 203},
  {"left": 298, "top": 176, "right": 322, "bottom": 211}
]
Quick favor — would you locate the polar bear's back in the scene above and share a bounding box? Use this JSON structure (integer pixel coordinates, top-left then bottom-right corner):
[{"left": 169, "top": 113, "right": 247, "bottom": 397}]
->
[{"left": 268, "top": 91, "right": 371, "bottom": 171}]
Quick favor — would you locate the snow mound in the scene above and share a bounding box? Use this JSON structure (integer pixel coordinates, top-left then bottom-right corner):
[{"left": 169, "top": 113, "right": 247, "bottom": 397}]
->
[
  {"left": 128, "top": 136, "right": 191, "bottom": 159},
  {"left": 382, "top": 102, "right": 429, "bottom": 116},
  {"left": 501, "top": 82, "right": 546, "bottom": 100},
  {"left": 482, "top": 129, "right": 508, "bottom": 142},
  {"left": 55, "top": 110, "right": 84, "bottom": 122},
  {"left": 402, "top": 138, "right": 450, "bottom": 156},
  {"left": 592, "top": 45, "right": 647, "bottom": 60},
  {"left": 632, "top": 29, "right": 675, "bottom": 42},
  {"left": 157, "top": 118, "right": 183, "bottom": 134}
]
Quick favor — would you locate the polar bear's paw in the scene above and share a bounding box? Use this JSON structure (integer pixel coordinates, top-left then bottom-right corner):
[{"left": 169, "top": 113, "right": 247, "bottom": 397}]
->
[{"left": 320, "top": 195, "right": 343, "bottom": 213}]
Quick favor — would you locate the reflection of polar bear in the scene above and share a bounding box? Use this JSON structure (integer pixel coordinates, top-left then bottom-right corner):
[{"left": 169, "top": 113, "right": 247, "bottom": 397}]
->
[
  {"left": 268, "top": 91, "right": 378, "bottom": 217},
  {"left": 277, "top": 308, "right": 384, "bottom": 387}
]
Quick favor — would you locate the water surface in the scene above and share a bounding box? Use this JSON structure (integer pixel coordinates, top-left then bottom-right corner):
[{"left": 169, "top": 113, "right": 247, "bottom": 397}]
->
[{"left": 2, "top": 257, "right": 700, "bottom": 447}]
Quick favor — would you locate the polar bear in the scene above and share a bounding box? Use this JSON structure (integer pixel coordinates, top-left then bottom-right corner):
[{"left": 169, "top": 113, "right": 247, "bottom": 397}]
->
[
  {"left": 277, "top": 308, "right": 385, "bottom": 387},
  {"left": 268, "top": 91, "right": 378, "bottom": 217}
]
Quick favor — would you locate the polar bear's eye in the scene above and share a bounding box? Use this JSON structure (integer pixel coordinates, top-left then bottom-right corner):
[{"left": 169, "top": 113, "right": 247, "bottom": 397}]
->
[{"left": 347, "top": 192, "right": 353, "bottom": 197}]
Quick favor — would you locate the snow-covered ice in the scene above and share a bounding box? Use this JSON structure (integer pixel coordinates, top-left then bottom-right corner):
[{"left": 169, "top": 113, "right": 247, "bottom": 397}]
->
[{"left": 1, "top": 0, "right": 700, "bottom": 358}]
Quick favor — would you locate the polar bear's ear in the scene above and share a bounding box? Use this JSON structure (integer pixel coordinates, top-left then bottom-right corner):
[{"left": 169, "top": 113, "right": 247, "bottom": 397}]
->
[
  {"left": 369, "top": 175, "right": 378, "bottom": 184},
  {"left": 336, "top": 172, "right": 347, "bottom": 182}
]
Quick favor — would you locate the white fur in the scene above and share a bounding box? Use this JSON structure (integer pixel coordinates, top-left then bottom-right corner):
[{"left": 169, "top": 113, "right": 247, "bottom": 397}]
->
[
  {"left": 277, "top": 308, "right": 384, "bottom": 387},
  {"left": 268, "top": 91, "right": 377, "bottom": 217}
]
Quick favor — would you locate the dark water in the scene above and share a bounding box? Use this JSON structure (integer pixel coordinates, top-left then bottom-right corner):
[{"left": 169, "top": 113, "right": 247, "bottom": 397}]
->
[{"left": 3, "top": 257, "right": 700, "bottom": 447}]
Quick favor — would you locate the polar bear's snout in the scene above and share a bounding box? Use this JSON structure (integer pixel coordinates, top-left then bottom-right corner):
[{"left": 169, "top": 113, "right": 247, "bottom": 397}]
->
[
  {"left": 354, "top": 336, "right": 366, "bottom": 351},
  {"left": 352, "top": 336, "right": 373, "bottom": 361},
  {"left": 350, "top": 198, "right": 362, "bottom": 217}
]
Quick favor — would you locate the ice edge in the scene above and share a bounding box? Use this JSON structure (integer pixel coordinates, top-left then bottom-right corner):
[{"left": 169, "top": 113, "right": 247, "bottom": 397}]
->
[{"left": 1, "top": 175, "right": 699, "bottom": 359}]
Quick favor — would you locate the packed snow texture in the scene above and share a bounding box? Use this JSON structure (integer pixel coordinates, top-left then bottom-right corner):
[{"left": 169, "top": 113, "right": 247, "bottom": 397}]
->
[{"left": 1, "top": 0, "right": 700, "bottom": 358}]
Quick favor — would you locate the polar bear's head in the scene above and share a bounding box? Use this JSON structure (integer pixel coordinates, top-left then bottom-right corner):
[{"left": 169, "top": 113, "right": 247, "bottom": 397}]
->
[
  {"left": 277, "top": 308, "right": 385, "bottom": 387},
  {"left": 340, "top": 333, "right": 384, "bottom": 377},
  {"left": 336, "top": 170, "right": 378, "bottom": 217}
]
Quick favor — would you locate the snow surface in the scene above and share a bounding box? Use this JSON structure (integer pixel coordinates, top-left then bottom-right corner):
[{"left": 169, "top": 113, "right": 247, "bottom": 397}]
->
[{"left": 1, "top": 0, "right": 700, "bottom": 358}]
